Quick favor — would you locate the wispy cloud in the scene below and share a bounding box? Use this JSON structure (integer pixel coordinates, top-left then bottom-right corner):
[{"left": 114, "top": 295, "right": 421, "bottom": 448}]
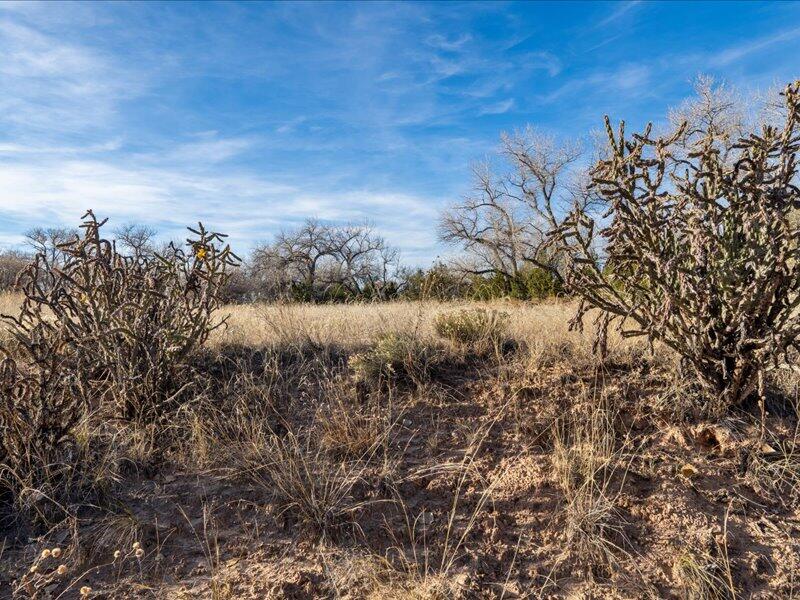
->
[
  {"left": 158, "top": 135, "right": 254, "bottom": 165},
  {"left": 525, "top": 51, "right": 562, "bottom": 77},
  {"left": 540, "top": 63, "right": 652, "bottom": 104},
  {"left": 426, "top": 33, "right": 473, "bottom": 51},
  {"left": 479, "top": 98, "right": 515, "bottom": 115},
  {"left": 0, "top": 149, "right": 442, "bottom": 262},
  {"left": 710, "top": 25, "right": 800, "bottom": 66},
  {"left": 0, "top": 140, "right": 122, "bottom": 156},
  {"left": 0, "top": 20, "right": 144, "bottom": 135},
  {"left": 1, "top": 1, "right": 799, "bottom": 266},
  {"left": 595, "top": 0, "right": 642, "bottom": 29}
]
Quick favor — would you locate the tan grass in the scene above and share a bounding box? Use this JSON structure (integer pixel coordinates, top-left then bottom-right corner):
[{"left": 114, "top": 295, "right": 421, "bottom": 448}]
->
[
  {"left": 212, "top": 298, "right": 617, "bottom": 354},
  {"left": 8, "top": 291, "right": 791, "bottom": 598},
  {"left": 0, "top": 290, "right": 22, "bottom": 337},
  {"left": 550, "top": 391, "right": 632, "bottom": 572},
  {"left": 0, "top": 293, "right": 628, "bottom": 359}
]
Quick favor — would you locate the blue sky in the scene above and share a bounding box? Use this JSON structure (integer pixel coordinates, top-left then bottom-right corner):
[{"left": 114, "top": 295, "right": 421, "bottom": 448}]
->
[{"left": 1, "top": 1, "right": 799, "bottom": 265}]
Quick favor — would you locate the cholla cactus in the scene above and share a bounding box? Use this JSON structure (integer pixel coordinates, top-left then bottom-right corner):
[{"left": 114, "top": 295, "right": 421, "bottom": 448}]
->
[
  {"left": 560, "top": 81, "right": 800, "bottom": 412},
  {"left": 0, "top": 347, "right": 86, "bottom": 521},
  {"left": 0, "top": 349, "right": 80, "bottom": 470},
  {"left": 3, "top": 211, "right": 239, "bottom": 421}
]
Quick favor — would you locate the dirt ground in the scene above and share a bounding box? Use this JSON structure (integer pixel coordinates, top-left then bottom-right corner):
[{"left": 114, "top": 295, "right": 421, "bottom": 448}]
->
[{"left": 2, "top": 300, "right": 800, "bottom": 599}]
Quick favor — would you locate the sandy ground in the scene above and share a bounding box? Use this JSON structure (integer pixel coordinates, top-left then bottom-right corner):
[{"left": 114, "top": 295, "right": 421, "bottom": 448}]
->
[{"left": 2, "top": 299, "right": 800, "bottom": 598}]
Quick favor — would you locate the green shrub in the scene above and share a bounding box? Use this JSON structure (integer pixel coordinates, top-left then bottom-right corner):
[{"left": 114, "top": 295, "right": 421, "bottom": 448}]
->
[
  {"left": 433, "top": 308, "right": 509, "bottom": 347},
  {"left": 471, "top": 268, "right": 563, "bottom": 301},
  {"left": 521, "top": 267, "right": 563, "bottom": 300},
  {"left": 349, "top": 332, "right": 429, "bottom": 383}
]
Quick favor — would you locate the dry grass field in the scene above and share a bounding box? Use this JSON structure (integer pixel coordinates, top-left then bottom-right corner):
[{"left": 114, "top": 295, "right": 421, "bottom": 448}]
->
[
  {"left": 216, "top": 299, "right": 587, "bottom": 350},
  {"left": 2, "top": 296, "right": 800, "bottom": 599}
]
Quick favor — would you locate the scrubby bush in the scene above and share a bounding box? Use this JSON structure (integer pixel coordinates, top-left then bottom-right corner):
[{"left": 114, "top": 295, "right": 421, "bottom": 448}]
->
[
  {"left": 349, "top": 332, "right": 430, "bottom": 384},
  {"left": 561, "top": 80, "right": 800, "bottom": 412},
  {"left": 0, "top": 211, "right": 238, "bottom": 521},
  {"left": 0, "top": 350, "right": 86, "bottom": 521},
  {"left": 398, "top": 263, "right": 471, "bottom": 301},
  {"left": 0, "top": 250, "right": 29, "bottom": 291},
  {"left": 521, "top": 266, "right": 564, "bottom": 299},
  {"left": 471, "top": 267, "right": 563, "bottom": 301},
  {"left": 434, "top": 308, "right": 509, "bottom": 348},
  {"left": 3, "top": 211, "right": 239, "bottom": 421}
]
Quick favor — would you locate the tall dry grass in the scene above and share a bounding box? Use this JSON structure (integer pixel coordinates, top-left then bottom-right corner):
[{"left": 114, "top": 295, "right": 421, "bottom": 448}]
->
[
  {"left": 0, "top": 290, "right": 21, "bottom": 320},
  {"left": 0, "top": 292, "right": 626, "bottom": 357},
  {"left": 213, "top": 298, "right": 611, "bottom": 353}
]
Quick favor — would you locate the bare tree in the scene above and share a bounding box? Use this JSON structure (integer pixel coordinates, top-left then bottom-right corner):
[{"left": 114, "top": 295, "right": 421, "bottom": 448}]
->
[
  {"left": 440, "top": 128, "right": 583, "bottom": 286},
  {"left": 114, "top": 223, "right": 157, "bottom": 259},
  {"left": 270, "top": 219, "right": 336, "bottom": 293},
  {"left": 252, "top": 219, "right": 400, "bottom": 301},
  {"left": 0, "top": 249, "right": 30, "bottom": 290},
  {"left": 329, "top": 223, "right": 398, "bottom": 297},
  {"left": 24, "top": 226, "right": 78, "bottom": 266},
  {"left": 668, "top": 75, "right": 748, "bottom": 151}
]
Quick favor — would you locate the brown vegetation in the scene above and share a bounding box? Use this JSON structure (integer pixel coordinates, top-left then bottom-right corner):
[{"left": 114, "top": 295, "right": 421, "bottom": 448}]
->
[
  {"left": 1, "top": 293, "right": 799, "bottom": 598},
  {"left": 562, "top": 80, "right": 800, "bottom": 414}
]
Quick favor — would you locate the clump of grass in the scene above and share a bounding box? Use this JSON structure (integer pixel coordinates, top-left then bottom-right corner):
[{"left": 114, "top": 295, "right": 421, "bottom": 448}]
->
[
  {"left": 433, "top": 308, "right": 508, "bottom": 349},
  {"left": 230, "top": 410, "right": 391, "bottom": 538},
  {"left": 673, "top": 516, "right": 737, "bottom": 600},
  {"left": 1, "top": 409, "right": 126, "bottom": 527},
  {"left": 674, "top": 549, "right": 734, "bottom": 600},
  {"left": 262, "top": 430, "right": 375, "bottom": 535},
  {"left": 550, "top": 393, "right": 630, "bottom": 571},
  {"left": 180, "top": 503, "right": 232, "bottom": 600},
  {"left": 376, "top": 410, "right": 504, "bottom": 596},
  {"left": 349, "top": 332, "right": 433, "bottom": 385},
  {"left": 315, "top": 379, "right": 395, "bottom": 459},
  {"left": 746, "top": 431, "right": 800, "bottom": 508}
]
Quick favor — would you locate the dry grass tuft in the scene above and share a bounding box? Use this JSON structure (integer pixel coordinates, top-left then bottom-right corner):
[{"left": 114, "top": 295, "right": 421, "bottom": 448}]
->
[
  {"left": 674, "top": 550, "right": 733, "bottom": 600},
  {"left": 551, "top": 391, "right": 631, "bottom": 571},
  {"left": 433, "top": 307, "right": 509, "bottom": 350}
]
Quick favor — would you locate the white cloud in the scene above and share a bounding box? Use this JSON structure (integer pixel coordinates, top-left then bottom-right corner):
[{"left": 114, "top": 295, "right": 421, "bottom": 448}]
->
[
  {"left": 595, "top": 1, "right": 642, "bottom": 28},
  {"left": 158, "top": 137, "right": 255, "bottom": 165},
  {"left": 524, "top": 51, "right": 562, "bottom": 77},
  {"left": 540, "top": 63, "right": 652, "bottom": 104},
  {"left": 0, "top": 19, "right": 144, "bottom": 135},
  {"left": 426, "top": 33, "right": 473, "bottom": 51},
  {"left": 0, "top": 152, "right": 444, "bottom": 263},
  {"left": 710, "top": 26, "right": 800, "bottom": 67},
  {"left": 276, "top": 116, "right": 308, "bottom": 134},
  {"left": 0, "top": 139, "right": 122, "bottom": 155},
  {"left": 479, "top": 98, "right": 515, "bottom": 115}
]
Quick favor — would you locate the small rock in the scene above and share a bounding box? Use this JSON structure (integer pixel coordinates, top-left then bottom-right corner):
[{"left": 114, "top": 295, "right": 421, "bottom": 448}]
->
[{"left": 760, "top": 442, "right": 777, "bottom": 455}]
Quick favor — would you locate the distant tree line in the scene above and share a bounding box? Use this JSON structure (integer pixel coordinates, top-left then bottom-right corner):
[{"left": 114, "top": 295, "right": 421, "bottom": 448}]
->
[{"left": 0, "top": 217, "right": 563, "bottom": 302}]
